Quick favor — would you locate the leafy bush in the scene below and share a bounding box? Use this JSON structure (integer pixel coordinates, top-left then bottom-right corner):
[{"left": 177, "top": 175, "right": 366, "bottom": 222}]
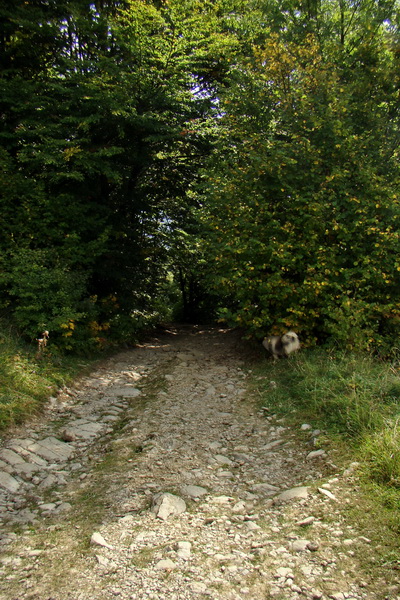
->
[
  {"left": 6, "top": 248, "right": 93, "bottom": 351},
  {"left": 201, "top": 32, "right": 400, "bottom": 353}
]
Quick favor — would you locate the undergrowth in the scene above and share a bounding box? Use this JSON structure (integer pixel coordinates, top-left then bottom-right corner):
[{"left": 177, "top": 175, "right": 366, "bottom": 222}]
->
[
  {"left": 253, "top": 348, "right": 400, "bottom": 500},
  {"left": 0, "top": 321, "right": 95, "bottom": 434}
]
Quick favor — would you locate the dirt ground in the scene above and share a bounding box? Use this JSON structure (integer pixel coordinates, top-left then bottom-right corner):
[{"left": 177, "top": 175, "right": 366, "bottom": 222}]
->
[{"left": 0, "top": 327, "right": 397, "bottom": 600}]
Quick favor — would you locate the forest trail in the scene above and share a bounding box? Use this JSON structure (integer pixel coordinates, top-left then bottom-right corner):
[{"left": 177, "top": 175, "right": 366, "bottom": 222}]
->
[{"left": 0, "top": 327, "right": 393, "bottom": 600}]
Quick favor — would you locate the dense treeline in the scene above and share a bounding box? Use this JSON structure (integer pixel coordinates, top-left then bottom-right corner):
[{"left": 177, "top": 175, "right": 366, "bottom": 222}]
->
[
  {"left": 0, "top": 0, "right": 399, "bottom": 353},
  {"left": 200, "top": 0, "right": 400, "bottom": 353},
  {"left": 0, "top": 0, "right": 222, "bottom": 350}
]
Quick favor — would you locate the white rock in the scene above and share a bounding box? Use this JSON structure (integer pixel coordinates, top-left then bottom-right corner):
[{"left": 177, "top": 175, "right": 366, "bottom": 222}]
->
[
  {"left": 232, "top": 501, "right": 246, "bottom": 512},
  {"left": 151, "top": 493, "right": 186, "bottom": 520},
  {"left": 275, "top": 487, "right": 309, "bottom": 502},
  {"left": 217, "top": 470, "right": 233, "bottom": 477},
  {"left": 190, "top": 582, "right": 208, "bottom": 594},
  {"left": 155, "top": 558, "right": 176, "bottom": 570},
  {"left": 176, "top": 541, "right": 191, "bottom": 560},
  {"left": 212, "top": 495, "right": 233, "bottom": 504},
  {"left": 291, "top": 539, "right": 311, "bottom": 552},
  {"left": 318, "top": 487, "right": 337, "bottom": 501},
  {"left": 343, "top": 538, "right": 354, "bottom": 546},
  {"left": 95, "top": 554, "right": 109, "bottom": 567},
  {"left": 181, "top": 484, "right": 208, "bottom": 498},
  {"left": 306, "top": 449, "right": 327, "bottom": 460},
  {"left": 275, "top": 567, "right": 293, "bottom": 578},
  {"left": 90, "top": 532, "right": 114, "bottom": 550},
  {"left": 245, "top": 521, "right": 261, "bottom": 531},
  {"left": 38, "top": 503, "right": 57, "bottom": 512},
  {"left": 296, "top": 516, "right": 315, "bottom": 526}
]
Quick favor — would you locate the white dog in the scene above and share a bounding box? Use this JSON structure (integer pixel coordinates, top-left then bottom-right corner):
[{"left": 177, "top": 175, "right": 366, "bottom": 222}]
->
[{"left": 262, "top": 331, "right": 300, "bottom": 360}]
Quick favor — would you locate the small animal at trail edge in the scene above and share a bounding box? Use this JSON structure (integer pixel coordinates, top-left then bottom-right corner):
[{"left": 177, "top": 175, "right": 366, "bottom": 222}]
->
[{"left": 262, "top": 331, "right": 300, "bottom": 360}]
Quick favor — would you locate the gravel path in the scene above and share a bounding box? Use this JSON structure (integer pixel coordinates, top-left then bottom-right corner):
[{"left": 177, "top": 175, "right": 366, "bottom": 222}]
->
[{"left": 0, "top": 327, "right": 395, "bottom": 600}]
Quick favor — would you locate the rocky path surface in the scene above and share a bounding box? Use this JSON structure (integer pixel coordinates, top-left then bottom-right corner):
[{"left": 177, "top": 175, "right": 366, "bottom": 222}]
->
[{"left": 0, "top": 327, "right": 395, "bottom": 600}]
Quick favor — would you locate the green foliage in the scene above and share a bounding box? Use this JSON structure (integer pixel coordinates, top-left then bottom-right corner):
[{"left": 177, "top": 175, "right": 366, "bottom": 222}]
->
[
  {"left": 0, "top": 0, "right": 229, "bottom": 347},
  {"left": 200, "top": 7, "right": 400, "bottom": 352},
  {"left": 1, "top": 0, "right": 399, "bottom": 352},
  {"left": 254, "top": 347, "right": 400, "bottom": 487},
  {"left": 362, "top": 423, "right": 400, "bottom": 488},
  {"left": 256, "top": 350, "right": 400, "bottom": 437},
  {"left": 7, "top": 248, "right": 89, "bottom": 343},
  {"left": 0, "top": 320, "right": 92, "bottom": 430}
]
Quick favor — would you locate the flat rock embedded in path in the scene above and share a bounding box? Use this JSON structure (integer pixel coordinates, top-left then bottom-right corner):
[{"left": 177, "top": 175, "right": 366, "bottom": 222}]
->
[
  {"left": 109, "top": 386, "right": 141, "bottom": 398},
  {"left": 0, "top": 471, "right": 20, "bottom": 493},
  {"left": 26, "top": 437, "right": 75, "bottom": 462},
  {"left": 274, "top": 486, "right": 309, "bottom": 503},
  {"left": 181, "top": 484, "right": 208, "bottom": 498},
  {"left": 151, "top": 492, "right": 187, "bottom": 520},
  {"left": 64, "top": 420, "right": 105, "bottom": 440}
]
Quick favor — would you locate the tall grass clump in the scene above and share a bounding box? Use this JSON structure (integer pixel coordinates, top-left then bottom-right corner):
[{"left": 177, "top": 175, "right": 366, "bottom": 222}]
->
[
  {"left": 0, "top": 320, "right": 93, "bottom": 433},
  {"left": 361, "top": 422, "right": 400, "bottom": 488},
  {"left": 254, "top": 349, "right": 400, "bottom": 487}
]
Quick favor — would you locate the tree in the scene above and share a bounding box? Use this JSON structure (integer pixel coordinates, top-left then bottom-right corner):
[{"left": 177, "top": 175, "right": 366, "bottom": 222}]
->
[
  {"left": 200, "top": 0, "right": 400, "bottom": 352},
  {"left": 0, "top": 0, "right": 239, "bottom": 347}
]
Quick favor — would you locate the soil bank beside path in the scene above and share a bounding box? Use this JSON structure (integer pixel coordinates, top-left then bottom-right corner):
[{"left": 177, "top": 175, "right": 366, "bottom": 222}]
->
[{"left": 0, "top": 327, "right": 396, "bottom": 600}]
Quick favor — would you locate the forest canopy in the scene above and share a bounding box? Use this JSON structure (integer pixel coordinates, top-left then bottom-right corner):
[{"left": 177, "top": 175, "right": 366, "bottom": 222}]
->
[{"left": 1, "top": 0, "right": 399, "bottom": 354}]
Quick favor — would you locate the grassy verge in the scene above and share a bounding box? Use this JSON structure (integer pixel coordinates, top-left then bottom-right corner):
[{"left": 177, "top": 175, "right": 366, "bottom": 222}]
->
[
  {"left": 0, "top": 321, "right": 97, "bottom": 434},
  {"left": 251, "top": 348, "right": 400, "bottom": 517}
]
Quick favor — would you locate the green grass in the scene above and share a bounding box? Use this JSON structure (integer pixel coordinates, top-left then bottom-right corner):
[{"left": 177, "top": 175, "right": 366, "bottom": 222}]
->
[
  {"left": 0, "top": 321, "right": 96, "bottom": 433},
  {"left": 252, "top": 346, "right": 400, "bottom": 584},
  {"left": 253, "top": 348, "right": 400, "bottom": 490}
]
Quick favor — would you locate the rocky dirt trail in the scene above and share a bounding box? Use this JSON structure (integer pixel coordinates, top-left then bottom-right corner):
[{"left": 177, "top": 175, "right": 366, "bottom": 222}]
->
[{"left": 0, "top": 327, "right": 395, "bottom": 600}]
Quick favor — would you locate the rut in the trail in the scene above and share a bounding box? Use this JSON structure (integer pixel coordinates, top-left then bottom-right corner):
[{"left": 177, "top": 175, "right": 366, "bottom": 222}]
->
[{"left": 0, "top": 327, "right": 392, "bottom": 600}]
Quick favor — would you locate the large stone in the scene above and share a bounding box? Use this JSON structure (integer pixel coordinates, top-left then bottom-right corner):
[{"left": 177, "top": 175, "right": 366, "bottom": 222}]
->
[
  {"left": 176, "top": 541, "right": 192, "bottom": 560},
  {"left": 0, "top": 449, "right": 25, "bottom": 466},
  {"left": 155, "top": 559, "right": 176, "bottom": 570},
  {"left": 91, "top": 532, "right": 114, "bottom": 550},
  {"left": 151, "top": 492, "right": 186, "bottom": 520},
  {"left": 290, "top": 539, "right": 311, "bottom": 552},
  {"left": 27, "top": 437, "right": 74, "bottom": 462},
  {"left": 181, "top": 484, "right": 208, "bottom": 498},
  {"left": 318, "top": 487, "right": 337, "bottom": 501},
  {"left": 65, "top": 420, "right": 104, "bottom": 440},
  {"left": 109, "top": 386, "right": 141, "bottom": 398},
  {"left": 0, "top": 471, "right": 20, "bottom": 493},
  {"left": 275, "top": 486, "right": 309, "bottom": 503},
  {"left": 0, "top": 449, "right": 39, "bottom": 479},
  {"left": 251, "top": 482, "right": 280, "bottom": 496},
  {"left": 13, "top": 462, "right": 38, "bottom": 479}
]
